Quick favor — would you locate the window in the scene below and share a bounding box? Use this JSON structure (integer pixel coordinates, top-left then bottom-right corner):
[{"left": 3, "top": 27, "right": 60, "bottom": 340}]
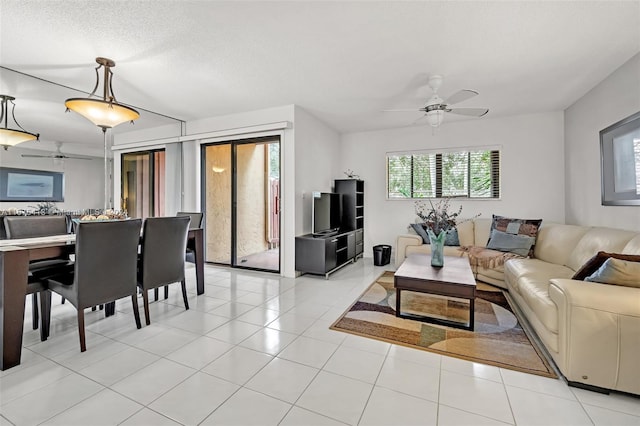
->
[{"left": 387, "top": 148, "right": 500, "bottom": 199}]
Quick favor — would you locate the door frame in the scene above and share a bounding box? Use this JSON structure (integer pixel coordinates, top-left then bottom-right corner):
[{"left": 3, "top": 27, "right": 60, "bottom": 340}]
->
[
  {"left": 200, "top": 135, "right": 281, "bottom": 273},
  {"left": 120, "top": 148, "right": 165, "bottom": 219}
]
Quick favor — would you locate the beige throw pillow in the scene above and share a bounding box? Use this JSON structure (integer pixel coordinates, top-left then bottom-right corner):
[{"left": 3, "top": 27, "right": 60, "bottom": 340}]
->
[{"left": 584, "top": 258, "right": 640, "bottom": 288}]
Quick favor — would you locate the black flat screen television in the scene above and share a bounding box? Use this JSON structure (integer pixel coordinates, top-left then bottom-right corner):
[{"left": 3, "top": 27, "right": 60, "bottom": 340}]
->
[{"left": 312, "top": 192, "right": 342, "bottom": 236}]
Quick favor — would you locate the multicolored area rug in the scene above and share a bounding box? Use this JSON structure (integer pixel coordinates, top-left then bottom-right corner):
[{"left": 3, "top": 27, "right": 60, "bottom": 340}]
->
[{"left": 331, "top": 271, "right": 557, "bottom": 378}]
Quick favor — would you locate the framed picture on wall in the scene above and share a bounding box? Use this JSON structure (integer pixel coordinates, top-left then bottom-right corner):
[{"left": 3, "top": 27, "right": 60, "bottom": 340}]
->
[
  {"left": 0, "top": 167, "right": 64, "bottom": 202},
  {"left": 600, "top": 111, "right": 640, "bottom": 206}
]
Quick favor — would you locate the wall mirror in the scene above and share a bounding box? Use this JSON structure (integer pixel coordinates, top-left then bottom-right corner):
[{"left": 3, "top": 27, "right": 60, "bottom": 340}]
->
[
  {"left": 0, "top": 66, "right": 184, "bottom": 157},
  {"left": 600, "top": 111, "right": 640, "bottom": 206}
]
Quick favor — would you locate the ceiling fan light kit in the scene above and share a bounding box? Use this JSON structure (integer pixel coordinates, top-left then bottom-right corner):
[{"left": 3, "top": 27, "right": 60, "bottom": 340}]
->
[
  {"left": 64, "top": 57, "right": 140, "bottom": 129},
  {"left": 383, "top": 74, "right": 489, "bottom": 129},
  {"left": 0, "top": 95, "right": 39, "bottom": 150}
]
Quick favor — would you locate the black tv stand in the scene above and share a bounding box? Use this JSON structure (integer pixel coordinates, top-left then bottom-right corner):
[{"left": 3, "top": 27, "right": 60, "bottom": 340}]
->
[
  {"left": 312, "top": 229, "right": 339, "bottom": 238},
  {"left": 295, "top": 230, "right": 357, "bottom": 279},
  {"left": 296, "top": 179, "right": 364, "bottom": 279}
]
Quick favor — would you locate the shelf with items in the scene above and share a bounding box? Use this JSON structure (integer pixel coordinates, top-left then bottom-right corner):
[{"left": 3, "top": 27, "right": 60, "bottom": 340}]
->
[{"left": 295, "top": 230, "right": 357, "bottom": 279}]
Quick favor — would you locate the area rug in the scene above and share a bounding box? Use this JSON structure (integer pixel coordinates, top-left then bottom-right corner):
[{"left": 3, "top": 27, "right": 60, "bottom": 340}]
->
[{"left": 331, "top": 271, "right": 557, "bottom": 378}]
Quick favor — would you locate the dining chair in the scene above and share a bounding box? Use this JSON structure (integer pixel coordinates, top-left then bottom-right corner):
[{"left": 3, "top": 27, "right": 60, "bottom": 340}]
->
[
  {"left": 45, "top": 219, "right": 143, "bottom": 352},
  {"left": 138, "top": 216, "right": 190, "bottom": 325},
  {"left": 153, "top": 212, "right": 203, "bottom": 301},
  {"left": 3, "top": 215, "right": 72, "bottom": 340},
  {"left": 178, "top": 211, "right": 203, "bottom": 262}
]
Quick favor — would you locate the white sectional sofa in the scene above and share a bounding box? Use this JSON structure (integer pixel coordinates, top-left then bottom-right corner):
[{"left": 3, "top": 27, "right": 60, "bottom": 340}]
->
[{"left": 395, "top": 219, "right": 640, "bottom": 395}]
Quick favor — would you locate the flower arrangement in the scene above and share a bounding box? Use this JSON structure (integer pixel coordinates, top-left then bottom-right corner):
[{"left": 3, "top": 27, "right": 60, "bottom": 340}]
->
[
  {"left": 414, "top": 198, "right": 477, "bottom": 235},
  {"left": 79, "top": 209, "right": 128, "bottom": 221}
]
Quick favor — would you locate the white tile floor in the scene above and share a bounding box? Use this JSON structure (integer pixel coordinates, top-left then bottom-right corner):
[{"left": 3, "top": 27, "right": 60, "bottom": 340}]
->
[{"left": 1, "top": 260, "right": 639, "bottom": 426}]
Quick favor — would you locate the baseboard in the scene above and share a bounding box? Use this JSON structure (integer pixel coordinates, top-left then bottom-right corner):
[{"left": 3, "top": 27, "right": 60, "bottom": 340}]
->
[{"left": 567, "top": 381, "right": 610, "bottom": 394}]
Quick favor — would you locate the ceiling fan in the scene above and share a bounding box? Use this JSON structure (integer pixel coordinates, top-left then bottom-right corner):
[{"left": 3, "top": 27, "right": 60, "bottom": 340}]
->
[
  {"left": 384, "top": 74, "right": 489, "bottom": 128},
  {"left": 21, "top": 141, "right": 93, "bottom": 161}
]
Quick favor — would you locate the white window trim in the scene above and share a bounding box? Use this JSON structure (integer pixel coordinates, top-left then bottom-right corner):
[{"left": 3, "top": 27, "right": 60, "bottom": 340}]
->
[{"left": 386, "top": 145, "right": 502, "bottom": 201}]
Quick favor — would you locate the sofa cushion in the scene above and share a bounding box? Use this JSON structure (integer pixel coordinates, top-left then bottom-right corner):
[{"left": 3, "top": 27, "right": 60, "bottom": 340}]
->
[
  {"left": 487, "top": 215, "right": 542, "bottom": 257},
  {"left": 473, "top": 218, "right": 492, "bottom": 248},
  {"left": 585, "top": 258, "right": 640, "bottom": 288},
  {"left": 475, "top": 265, "right": 506, "bottom": 289},
  {"left": 456, "top": 220, "right": 475, "bottom": 247},
  {"left": 505, "top": 258, "right": 574, "bottom": 294},
  {"left": 566, "top": 228, "right": 638, "bottom": 272},
  {"left": 534, "top": 224, "right": 589, "bottom": 266},
  {"left": 622, "top": 234, "right": 640, "bottom": 255},
  {"left": 517, "top": 276, "right": 560, "bottom": 334}
]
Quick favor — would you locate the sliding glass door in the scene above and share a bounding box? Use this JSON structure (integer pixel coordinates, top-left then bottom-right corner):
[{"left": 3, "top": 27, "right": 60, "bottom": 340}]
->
[
  {"left": 121, "top": 150, "right": 165, "bottom": 219},
  {"left": 202, "top": 136, "right": 280, "bottom": 272},
  {"left": 203, "top": 144, "right": 232, "bottom": 264}
]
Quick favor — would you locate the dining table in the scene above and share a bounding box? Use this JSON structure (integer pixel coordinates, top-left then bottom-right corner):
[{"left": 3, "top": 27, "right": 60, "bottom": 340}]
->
[{"left": 0, "top": 227, "right": 205, "bottom": 371}]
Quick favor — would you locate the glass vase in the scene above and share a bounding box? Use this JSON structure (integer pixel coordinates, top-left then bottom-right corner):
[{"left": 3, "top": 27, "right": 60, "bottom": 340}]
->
[{"left": 427, "top": 229, "right": 446, "bottom": 267}]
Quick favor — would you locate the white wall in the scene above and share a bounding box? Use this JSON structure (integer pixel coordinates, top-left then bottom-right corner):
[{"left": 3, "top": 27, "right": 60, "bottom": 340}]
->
[
  {"left": 564, "top": 53, "right": 640, "bottom": 231},
  {"left": 340, "top": 111, "right": 565, "bottom": 257},
  {"left": 293, "top": 106, "right": 341, "bottom": 236},
  {"left": 0, "top": 146, "right": 103, "bottom": 211}
]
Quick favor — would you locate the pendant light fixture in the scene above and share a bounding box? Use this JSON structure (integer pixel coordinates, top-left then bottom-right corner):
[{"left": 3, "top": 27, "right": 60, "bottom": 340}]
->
[
  {"left": 65, "top": 57, "right": 140, "bottom": 212},
  {"left": 0, "top": 95, "right": 39, "bottom": 150},
  {"left": 65, "top": 57, "right": 140, "bottom": 128}
]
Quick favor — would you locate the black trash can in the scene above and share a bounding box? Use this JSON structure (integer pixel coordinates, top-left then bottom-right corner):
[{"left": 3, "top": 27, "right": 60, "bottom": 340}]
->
[{"left": 373, "top": 244, "right": 392, "bottom": 266}]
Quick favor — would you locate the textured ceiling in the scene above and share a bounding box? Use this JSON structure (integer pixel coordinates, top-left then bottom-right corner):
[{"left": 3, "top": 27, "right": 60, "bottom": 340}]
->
[{"left": 1, "top": 0, "right": 639, "bottom": 155}]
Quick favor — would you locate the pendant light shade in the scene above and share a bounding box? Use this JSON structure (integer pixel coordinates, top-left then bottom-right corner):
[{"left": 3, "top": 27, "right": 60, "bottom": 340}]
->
[
  {"left": 0, "top": 95, "right": 39, "bottom": 150},
  {"left": 65, "top": 57, "right": 139, "bottom": 129},
  {"left": 64, "top": 98, "right": 139, "bottom": 128}
]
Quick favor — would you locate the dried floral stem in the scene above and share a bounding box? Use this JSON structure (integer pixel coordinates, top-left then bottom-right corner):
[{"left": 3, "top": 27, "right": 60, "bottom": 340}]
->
[{"left": 414, "top": 198, "right": 479, "bottom": 234}]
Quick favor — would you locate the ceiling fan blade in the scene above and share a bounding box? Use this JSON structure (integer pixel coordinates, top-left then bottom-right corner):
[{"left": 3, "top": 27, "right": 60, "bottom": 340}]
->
[
  {"left": 447, "top": 107, "right": 489, "bottom": 117},
  {"left": 444, "top": 89, "right": 479, "bottom": 106},
  {"left": 62, "top": 155, "right": 93, "bottom": 160},
  {"left": 382, "top": 108, "right": 424, "bottom": 112},
  {"left": 21, "top": 154, "right": 94, "bottom": 160}
]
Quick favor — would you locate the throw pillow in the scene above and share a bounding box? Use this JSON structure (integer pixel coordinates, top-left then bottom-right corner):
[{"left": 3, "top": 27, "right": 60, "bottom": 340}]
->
[
  {"left": 486, "top": 215, "right": 542, "bottom": 257},
  {"left": 409, "top": 223, "right": 459, "bottom": 246},
  {"left": 572, "top": 251, "right": 640, "bottom": 280},
  {"left": 410, "top": 223, "right": 430, "bottom": 244},
  {"left": 486, "top": 229, "right": 536, "bottom": 257},
  {"left": 584, "top": 258, "right": 640, "bottom": 288},
  {"left": 444, "top": 228, "right": 460, "bottom": 246}
]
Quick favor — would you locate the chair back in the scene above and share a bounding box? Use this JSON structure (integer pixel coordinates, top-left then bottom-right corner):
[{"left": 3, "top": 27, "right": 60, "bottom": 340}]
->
[
  {"left": 139, "top": 216, "right": 190, "bottom": 290},
  {"left": 177, "top": 212, "right": 203, "bottom": 229},
  {"left": 74, "top": 219, "right": 142, "bottom": 308},
  {"left": 4, "top": 215, "right": 69, "bottom": 239}
]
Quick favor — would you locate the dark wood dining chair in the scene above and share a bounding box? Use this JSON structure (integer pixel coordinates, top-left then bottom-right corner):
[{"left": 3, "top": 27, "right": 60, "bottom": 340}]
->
[
  {"left": 138, "top": 216, "right": 190, "bottom": 325},
  {"left": 45, "top": 219, "right": 143, "bottom": 352},
  {"left": 3, "top": 215, "right": 72, "bottom": 340}
]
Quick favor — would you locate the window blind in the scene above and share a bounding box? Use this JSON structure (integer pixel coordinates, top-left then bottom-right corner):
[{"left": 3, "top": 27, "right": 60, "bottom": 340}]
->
[{"left": 387, "top": 148, "right": 500, "bottom": 199}]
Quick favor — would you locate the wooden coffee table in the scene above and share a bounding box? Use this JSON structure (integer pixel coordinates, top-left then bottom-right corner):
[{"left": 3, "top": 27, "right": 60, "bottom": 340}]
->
[{"left": 394, "top": 254, "right": 476, "bottom": 330}]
